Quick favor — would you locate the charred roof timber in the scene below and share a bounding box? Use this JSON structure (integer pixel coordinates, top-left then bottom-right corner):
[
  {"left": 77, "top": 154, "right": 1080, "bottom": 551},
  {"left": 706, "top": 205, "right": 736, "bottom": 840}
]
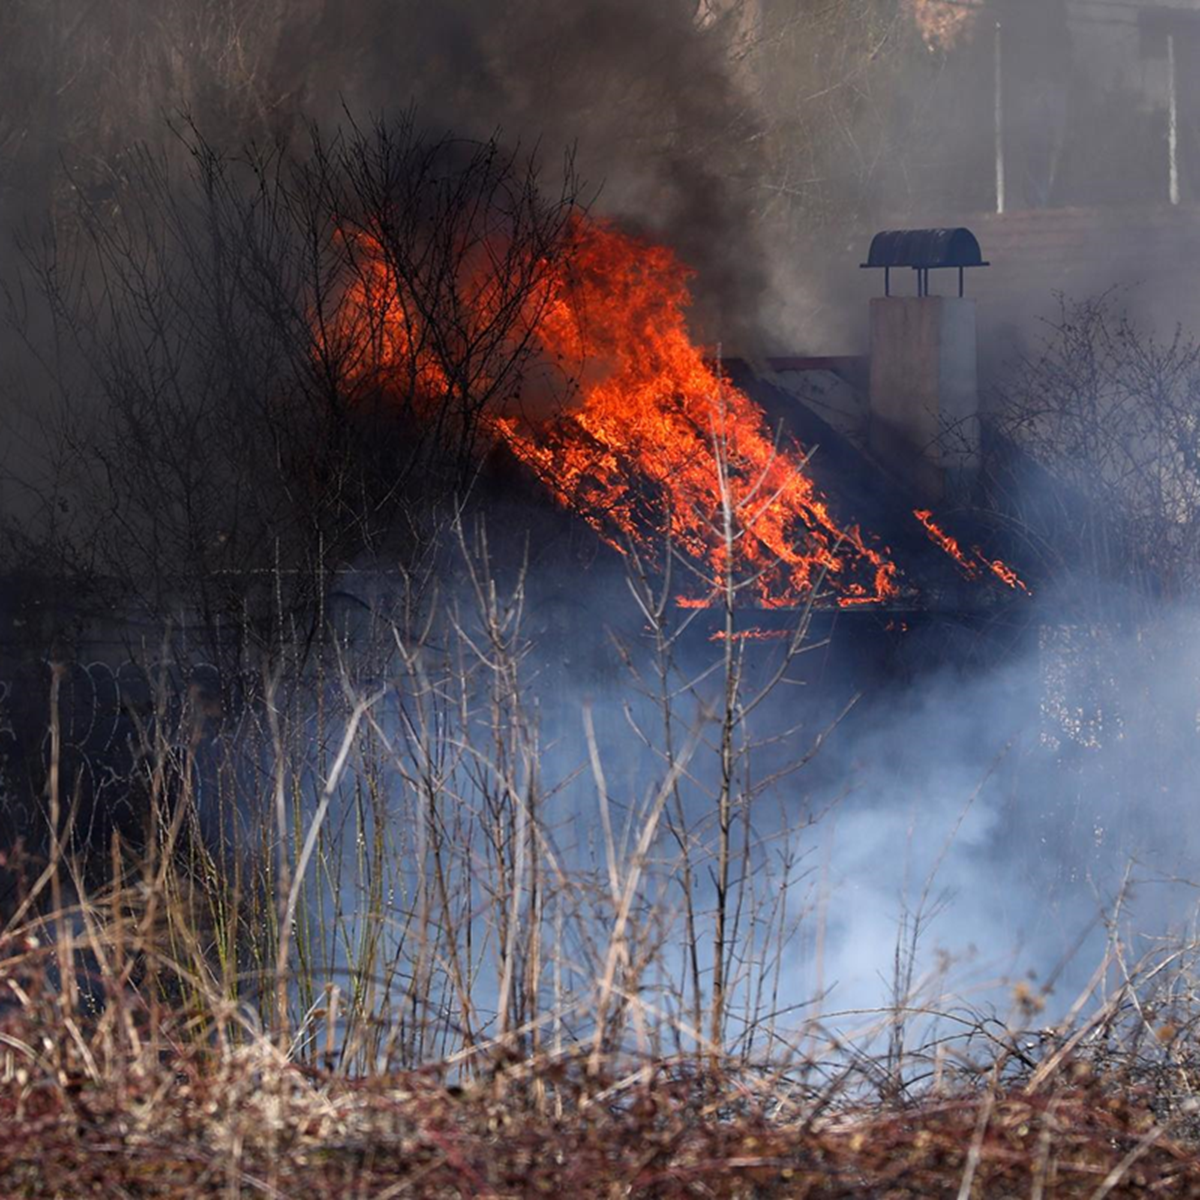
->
[{"left": 861, "top": 228, "right": 989, "bottom": 298}]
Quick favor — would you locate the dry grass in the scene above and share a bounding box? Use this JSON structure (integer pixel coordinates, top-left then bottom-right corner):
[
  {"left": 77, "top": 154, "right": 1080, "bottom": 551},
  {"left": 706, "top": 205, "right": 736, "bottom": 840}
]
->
[
  {"left": 4, "top": 925, "right": 1200, "bottom": 1199},
  {"left": 3, "top": 524, "right": 1200, "bottom": 1196}
]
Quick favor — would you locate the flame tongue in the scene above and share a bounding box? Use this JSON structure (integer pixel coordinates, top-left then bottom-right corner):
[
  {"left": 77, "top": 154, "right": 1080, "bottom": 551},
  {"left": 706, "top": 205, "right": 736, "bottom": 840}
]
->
[
  {"left": 497, "top": 218, "right": 900, "bottom": 609},
  {"left": 913, "top": 509, "right": 1030, "bottom": 594}
]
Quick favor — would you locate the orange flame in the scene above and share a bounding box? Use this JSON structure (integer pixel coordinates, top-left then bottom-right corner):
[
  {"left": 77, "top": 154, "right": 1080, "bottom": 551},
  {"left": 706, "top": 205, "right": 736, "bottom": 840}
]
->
[
  {"left": 978, "top": 554, "right": 1031, "bottom": 595},
  {"left": 913, "top": 509, "right": 978, "bottom": 578},
  {"left": 493, "top": 218, "right": 900, "bottom": 608},
  {"left": 709, "top": 628, "right": 793, "bottom": 643},
  {"left": 906, "top": 0, "right": 978, "bottom": 51},
  {"left": 324, "top": 212, "right": 1028, "bottom": 609},
  {"left": 324, "top": 234, "right": 449, "bottom": 398},
  {"left": 913, "top": 510, "right": 1030, "bottom": 594}
]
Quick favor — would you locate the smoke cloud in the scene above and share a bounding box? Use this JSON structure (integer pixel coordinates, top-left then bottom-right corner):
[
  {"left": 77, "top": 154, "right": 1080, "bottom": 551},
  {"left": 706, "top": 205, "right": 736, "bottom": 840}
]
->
[{"left": 515, "top": 554, "right": 1200, "bottom": 1025}]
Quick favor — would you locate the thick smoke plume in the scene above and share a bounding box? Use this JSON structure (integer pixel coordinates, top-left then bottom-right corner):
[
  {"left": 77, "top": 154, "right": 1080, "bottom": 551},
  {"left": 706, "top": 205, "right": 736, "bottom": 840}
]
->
[
  {"left": 0, "top": 0, "right": 768, "bottom": 345},
  {"left": 1, "top": 2, "right": 1189, "bottom": 351}
]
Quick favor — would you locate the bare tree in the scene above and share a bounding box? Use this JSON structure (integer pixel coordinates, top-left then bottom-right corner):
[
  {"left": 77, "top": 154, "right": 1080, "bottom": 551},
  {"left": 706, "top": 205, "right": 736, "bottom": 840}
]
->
[
  {"left": 6, "top": 115, "right": 578, "bottom": 664},
  {"left": 990, "top": 293, "right": 1200, "bottom": 615}
]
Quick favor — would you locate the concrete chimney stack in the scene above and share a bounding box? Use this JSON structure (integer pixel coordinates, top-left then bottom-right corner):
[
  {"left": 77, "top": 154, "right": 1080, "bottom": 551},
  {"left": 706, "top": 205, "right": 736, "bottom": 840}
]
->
[
  {"left": 860, "top": 228, "right": 987, "bottom": 503},
  {"left": 868, "top": 295, "right": 981, "bottom": 503}
]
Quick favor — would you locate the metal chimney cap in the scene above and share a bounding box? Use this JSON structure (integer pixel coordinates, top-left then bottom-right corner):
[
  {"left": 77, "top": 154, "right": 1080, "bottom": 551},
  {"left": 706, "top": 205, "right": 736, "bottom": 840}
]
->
[{"left": 861, "top": 228, "right": 989, "bottom": 297}]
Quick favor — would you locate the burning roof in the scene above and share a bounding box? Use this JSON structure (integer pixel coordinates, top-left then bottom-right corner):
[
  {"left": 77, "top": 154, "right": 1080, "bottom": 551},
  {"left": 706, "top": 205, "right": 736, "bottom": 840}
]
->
[
  {"left": 326, "top": 210, "right": 1029, "bottom": 613},
  {"left": 716, "top": 359, "right": 1030, "bottom": 612}
]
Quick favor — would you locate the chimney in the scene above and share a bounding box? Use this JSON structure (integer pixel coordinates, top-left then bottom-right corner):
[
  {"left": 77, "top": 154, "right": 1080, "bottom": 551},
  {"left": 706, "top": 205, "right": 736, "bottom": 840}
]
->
[{"left": 861, "top": 229, "right": 987, "bottom": 503}]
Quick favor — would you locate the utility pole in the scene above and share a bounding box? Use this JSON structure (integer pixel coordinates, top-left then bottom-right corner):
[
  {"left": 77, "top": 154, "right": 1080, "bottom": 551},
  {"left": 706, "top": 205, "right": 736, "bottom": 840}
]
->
[
  {"left": 995, "top": 19, "right": 1006, "bottom": 216},
  {"left": 1168, "top": 31, "right": 1180, "bottom": 206}
]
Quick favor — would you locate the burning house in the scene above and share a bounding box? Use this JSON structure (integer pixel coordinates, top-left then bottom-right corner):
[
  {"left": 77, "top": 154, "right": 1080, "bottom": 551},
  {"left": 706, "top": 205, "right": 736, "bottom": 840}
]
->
[
  {"left": 461, "top": 219, "right": 1035, "bottom": 686},
  {"left": 0, "top": 218, "right": 1035, "bottom": 682}
]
